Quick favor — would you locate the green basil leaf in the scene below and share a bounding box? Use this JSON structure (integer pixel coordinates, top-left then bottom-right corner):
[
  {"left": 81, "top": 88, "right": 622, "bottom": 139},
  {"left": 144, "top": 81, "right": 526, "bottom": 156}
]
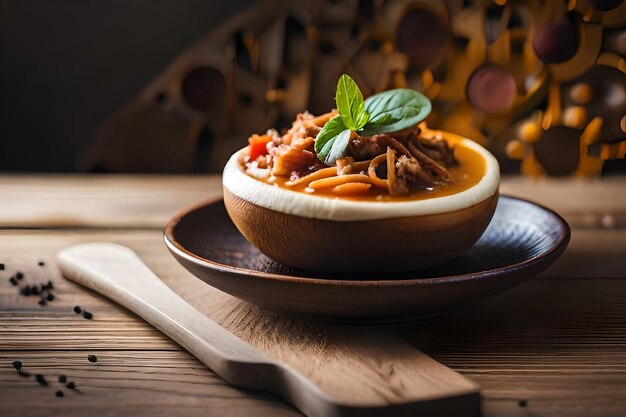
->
[
  {"left": 314, "top": 115, "right": 346, "bottom": 161},
  {"left": 360, "top": 89, "right": 431, "bottom": 135},
  {"left": 336, "top": 74, "right": 369, "bottom": 131},
  {"left": 324, "top": 129, "right": 351, "bottom": 165}
]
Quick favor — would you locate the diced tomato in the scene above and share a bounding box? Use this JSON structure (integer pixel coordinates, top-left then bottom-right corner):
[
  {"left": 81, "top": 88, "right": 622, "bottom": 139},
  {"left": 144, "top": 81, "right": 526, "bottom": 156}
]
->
[{"left": 248, "top": 134, "right": 272, "bottom": 160}]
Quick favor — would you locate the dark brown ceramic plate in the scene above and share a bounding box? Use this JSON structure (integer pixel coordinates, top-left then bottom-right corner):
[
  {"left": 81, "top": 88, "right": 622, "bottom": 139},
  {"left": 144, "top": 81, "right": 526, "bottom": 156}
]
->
[{"left": 164, "top": 195, "right": 570, "bottom": 323}]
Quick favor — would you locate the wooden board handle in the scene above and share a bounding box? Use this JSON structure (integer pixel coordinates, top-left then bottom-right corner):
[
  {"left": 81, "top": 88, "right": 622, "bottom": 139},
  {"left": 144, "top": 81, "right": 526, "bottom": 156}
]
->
[{"left": 57, "top": 243, "right": 479, "bottom": 417}]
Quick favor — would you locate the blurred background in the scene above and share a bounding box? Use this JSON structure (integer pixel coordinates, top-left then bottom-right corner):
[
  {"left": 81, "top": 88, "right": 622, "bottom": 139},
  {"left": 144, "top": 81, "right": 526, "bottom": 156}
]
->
[{"left": 1, "top": 0, "right": 625, "bottom": 176}]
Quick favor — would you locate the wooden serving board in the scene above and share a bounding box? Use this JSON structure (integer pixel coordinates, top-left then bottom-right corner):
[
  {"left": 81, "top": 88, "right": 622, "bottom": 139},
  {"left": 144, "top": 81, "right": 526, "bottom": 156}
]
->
[
  {"left": 181, "top": 305, "right": 480, "bottom": 416},
  {"left": 56, "top": 243, "right": 480, "bottom": 417},
  {"left": 203, "top": 304, "right": 481, "bottom": 415}
]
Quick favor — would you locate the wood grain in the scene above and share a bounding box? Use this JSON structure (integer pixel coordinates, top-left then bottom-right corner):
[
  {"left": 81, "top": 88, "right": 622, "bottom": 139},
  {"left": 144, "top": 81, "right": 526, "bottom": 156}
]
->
[
  {"left": 0, "top": 175, "right": 624, "bottom": 229},
  {"left": 1, "top": 228, "right": 626, "bottom": 416},
  {"left": 56, "top": 243, "right": 479, "bottom": 416},
  {"left": 0, "top": 351, "right": 297, "bottom": 417},
  {"left": 0, "top": 175, "right": 221, "bottom": 228},
  {"left": 1, "top": 175, "right": 626, "bottom": 417},
  {"left": 499, "top": 176, "right": 626, "bottom": 226}
]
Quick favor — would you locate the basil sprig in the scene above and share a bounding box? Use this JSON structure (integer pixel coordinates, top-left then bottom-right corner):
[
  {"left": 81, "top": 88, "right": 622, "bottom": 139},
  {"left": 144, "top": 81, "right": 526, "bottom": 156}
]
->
[
  {"left": 314, "top": 75, "right": 369, "bottom": 164},
  {"left": 336, "top": 74, "right": 369, "bottom": 130},
  {"left": 314, "top": 74, "right": 431, "bottom": 164},
  {"left": 361, "top": 89, "right": 431, "bottom": 136}
]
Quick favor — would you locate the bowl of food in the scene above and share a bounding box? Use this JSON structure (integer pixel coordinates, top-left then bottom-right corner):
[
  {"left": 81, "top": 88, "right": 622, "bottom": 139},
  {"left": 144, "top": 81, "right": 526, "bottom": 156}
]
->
[{"left": 223, "top": 75, "right": 500, "bottom": 273}]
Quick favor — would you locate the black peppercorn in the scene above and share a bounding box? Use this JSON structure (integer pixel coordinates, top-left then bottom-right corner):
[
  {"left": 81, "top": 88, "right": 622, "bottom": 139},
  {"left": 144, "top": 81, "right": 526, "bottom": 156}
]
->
[
  {"left": 9, "top": 276, "right": 18, "bottom": 286},
  {"left": 20, "top": 286, "right": 31, "bottom": 296},
  {"left": 518, "top": 399, "right": 528, "bottom": 407},
  {"left": 66, "top": 381, "right": 76, "bottom": 389},
  {"left": 0, "top": 263, "right": 4, "bottom": 270},
  {"left": 38, "top": 261, "right": 45, "bottom": 267},
  {"left": 15, "top": 272, "right": 24, "bottom": 280},
  {"left": 73, "top": 306, "right": 81, "bottom": 314},
  {"left": 46, "top": 293, "right": 55, "bottom": 301},
  {"left": 35, "top": 374, "right": 48, "bottom": 386},
  {"left": 58, "top": 374, "right": 67, "bottom": 383},
  {"left": 38, "top": 298, "right": 47, "bottom": 306},
  {"left": 12, "top": 360, "right": 22, "bottom": 370},
  {"left": 55, "top": 390, "right": 64, "bottom": 397},
  {"left": 83, "top": 310, "right": 93, "bottom": 320},
  {"left": 87, "top": 354, "right": 97, "bottom": 363}
]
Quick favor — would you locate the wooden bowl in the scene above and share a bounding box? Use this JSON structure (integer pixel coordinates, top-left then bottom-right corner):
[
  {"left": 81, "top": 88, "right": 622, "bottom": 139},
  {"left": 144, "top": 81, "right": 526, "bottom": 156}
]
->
[
  {"left": 163, "top": 196, "right": 570, "bottom": 323},
  {"left": 222, "top": 133, "right": 500, "bottom": 272}
]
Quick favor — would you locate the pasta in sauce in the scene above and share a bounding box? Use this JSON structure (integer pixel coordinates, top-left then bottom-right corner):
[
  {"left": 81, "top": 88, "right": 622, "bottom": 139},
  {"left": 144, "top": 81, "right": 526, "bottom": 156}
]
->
[{"left": 240, "top": 111, "right": 485, "bottom": 202}]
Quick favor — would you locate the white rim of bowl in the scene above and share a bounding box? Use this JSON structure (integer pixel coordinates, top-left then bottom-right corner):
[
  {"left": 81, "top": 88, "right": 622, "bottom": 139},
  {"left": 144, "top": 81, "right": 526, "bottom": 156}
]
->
[{"left": 223, "top": 135, "right": 500, "bottom": 221}]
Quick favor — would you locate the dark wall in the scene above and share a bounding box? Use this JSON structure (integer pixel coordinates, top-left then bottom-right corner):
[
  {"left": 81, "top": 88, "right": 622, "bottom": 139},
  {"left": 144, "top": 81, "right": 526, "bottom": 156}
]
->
[{"left": 0, "top": 0, "right": 252, "bottom": 171}]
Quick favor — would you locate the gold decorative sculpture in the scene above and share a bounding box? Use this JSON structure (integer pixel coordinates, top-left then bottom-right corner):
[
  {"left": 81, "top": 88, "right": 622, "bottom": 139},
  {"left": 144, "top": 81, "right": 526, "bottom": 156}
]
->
[{"left": 83, "top": 0, "right": 626, "bottom": 176}]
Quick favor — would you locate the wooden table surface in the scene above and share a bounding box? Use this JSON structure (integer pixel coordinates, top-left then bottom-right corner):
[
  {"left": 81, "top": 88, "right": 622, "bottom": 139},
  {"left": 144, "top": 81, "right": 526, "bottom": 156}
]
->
[{"left": 1, "top": 174, "right": 625, "bottom": 417}]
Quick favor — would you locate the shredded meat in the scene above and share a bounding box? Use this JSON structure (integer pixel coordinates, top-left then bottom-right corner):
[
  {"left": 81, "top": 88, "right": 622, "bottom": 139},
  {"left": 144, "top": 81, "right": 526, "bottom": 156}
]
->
[
  {"left": 350, "top": 132, "right": 454, "bottom": 163},
  {"left": 282, "top": 111, "right": 337, "bottom": 146},
  {"left": 391, "top": 155, "right": 437, "bottom": 195},
  {"left": 251, "top": 153, "right": 272, "bottom": 169},
  {"left": 349, "top": 135, "right": 385, "bottom": 160},
  {"left": 336, "top": 157, "right": 355, "bottom": 175},
  {"left": 281, "top": 113, "right": 312, "bottom": 146},
  {"left": 270, "top": 137, "right": 326, "bottom": 180},
  {"left": 348, "top": 131, "right": 457, "bottom": 196},
  {"left": 406, "top": 141, "right": 451, "bottom": 182},
  {"left": 409, "top": 134, "right": 456, "bottom": 168},
  {"left": 349, "top": 134, "right": 411, "bottom": 160},
  {"left": 244, "top": 109, "right": 458, "bottom": 197}
]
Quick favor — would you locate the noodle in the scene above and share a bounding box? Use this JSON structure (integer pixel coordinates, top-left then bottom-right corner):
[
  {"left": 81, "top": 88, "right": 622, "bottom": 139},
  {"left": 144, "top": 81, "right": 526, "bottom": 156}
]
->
[
  {"left": 242, "top": 110, "right": 461, "bottom": 199},
  {"left": 367, "top": 153, "right": 389, "bottom": 189},
  {"left": 337, "top": 158, "right": 371, "bottom": 175},
  {"left": 331, "top": 182, "right": 371, "bottom": 196},
  {"left": 308, "top": 174, "right": 371, "bottom": 190},
  {"left": 285, "top": 160, "right": 371, "bottom": 188},
  {"left": 350, "top": 159, "right": 371, "bottom": 172},
  {"left": 386, "top": 147, "right": 397, "bottom": 194},
  {"left": 386, "top": 137, "right": 411, "bottom": 156},
  {"left": 285, "top": 166, "right": 336, "bottom": 186}
]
